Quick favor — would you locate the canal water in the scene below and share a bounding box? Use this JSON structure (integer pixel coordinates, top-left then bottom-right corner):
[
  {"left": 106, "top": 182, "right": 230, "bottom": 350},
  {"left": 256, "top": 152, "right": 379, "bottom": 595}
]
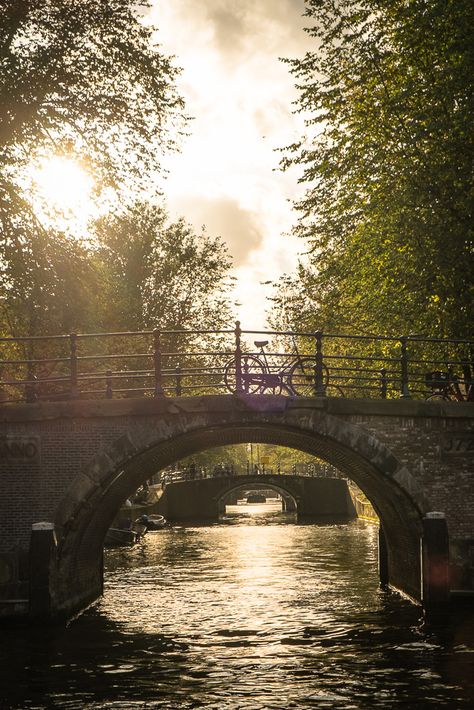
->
[{"left": 1, "top": 503, "right": 473, "bottom": 709}]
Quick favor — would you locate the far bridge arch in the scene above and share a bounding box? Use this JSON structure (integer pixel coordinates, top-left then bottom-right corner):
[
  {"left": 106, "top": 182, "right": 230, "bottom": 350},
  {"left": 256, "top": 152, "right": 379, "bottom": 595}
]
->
[
  {"left": 217, "top": 480, "right": 298, "bottom": 513},
  {"left": 50, "top": 404, "right": 428, "bottom": 618}
]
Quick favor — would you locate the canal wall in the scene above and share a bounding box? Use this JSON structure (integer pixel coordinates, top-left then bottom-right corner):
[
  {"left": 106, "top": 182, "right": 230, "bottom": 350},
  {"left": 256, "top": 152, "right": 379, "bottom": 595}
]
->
[{"left": 349, "top": 484, "right": 379, "bottom": 524}]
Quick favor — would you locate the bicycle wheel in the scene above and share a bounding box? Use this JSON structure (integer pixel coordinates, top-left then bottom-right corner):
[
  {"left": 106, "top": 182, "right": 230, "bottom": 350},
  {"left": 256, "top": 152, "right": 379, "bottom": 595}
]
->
[
  {"left": 223, "top": 355, "right": 266, "bottom": 394},
  {"left": 288, "top": 357, "right": 330, "bottom": 396},
  {"left": 425, "top": 392, "right": 450, "bottom": 401}
]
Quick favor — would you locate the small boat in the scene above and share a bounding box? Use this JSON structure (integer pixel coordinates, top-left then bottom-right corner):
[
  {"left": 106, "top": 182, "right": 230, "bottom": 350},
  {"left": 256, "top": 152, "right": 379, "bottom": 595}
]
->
[
  {"left": 104, "top": 527, "right": 140, "bottom": 548},
  {"left": 140, "top": 514, "right": 167, "bottom": 531},
  {"left": 104, "top": 515, "right": 167, "bottom": 547}
]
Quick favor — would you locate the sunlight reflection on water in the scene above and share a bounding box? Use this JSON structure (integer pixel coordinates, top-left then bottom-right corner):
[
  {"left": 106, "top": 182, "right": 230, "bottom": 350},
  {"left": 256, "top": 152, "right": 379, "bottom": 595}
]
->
[{"left": 1, "top": 507, "right": 473, "bottom": 709}]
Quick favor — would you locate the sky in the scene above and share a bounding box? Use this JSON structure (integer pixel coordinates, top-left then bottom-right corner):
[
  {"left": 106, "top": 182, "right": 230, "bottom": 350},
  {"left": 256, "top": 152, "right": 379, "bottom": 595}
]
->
[{"left": 150, "top": 0, "right": 314, "bottom": 331}]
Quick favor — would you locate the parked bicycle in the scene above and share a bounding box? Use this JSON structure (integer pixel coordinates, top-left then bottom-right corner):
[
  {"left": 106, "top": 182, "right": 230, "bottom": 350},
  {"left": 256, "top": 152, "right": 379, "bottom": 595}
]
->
[
  {"left": 223, "top": 339, "right": 344, "bottom": 396},
  {"left": 424, "top": 366, "right": 473, "bottom": 401}
]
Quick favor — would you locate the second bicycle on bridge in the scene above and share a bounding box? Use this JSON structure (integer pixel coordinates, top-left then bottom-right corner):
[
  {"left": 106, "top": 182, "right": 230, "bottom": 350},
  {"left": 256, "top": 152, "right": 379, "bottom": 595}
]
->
[{"left": 0, "top": 322, "right": 472, "bottom": 404}]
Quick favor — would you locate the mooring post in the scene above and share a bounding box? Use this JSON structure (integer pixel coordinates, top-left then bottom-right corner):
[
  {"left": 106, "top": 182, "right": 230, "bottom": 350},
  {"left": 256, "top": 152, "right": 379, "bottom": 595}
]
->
[
  {"left": 234, "top": 320, "right": 243, "bottom": 393},
  {"left": 29, "top": 522, "right": 57, "bottom": 620},
  {"left": 153, "top": 329, "right": 165, "bottom": 396},
  {"left": 378, "top": 526, "right": 389, "bottom": 587},
  {"left": 421, "top": 512, "right": 450, "bottom": 615}
]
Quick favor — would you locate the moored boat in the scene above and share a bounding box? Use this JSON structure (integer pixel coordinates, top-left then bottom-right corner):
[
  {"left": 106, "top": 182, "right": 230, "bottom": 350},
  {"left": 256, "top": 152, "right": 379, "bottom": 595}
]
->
[
  {"left": 136, "top": 514, "right": 167, "bottom": 530},
  {"left": 104, "top": 527, "right": 140, "bottom": 548}
]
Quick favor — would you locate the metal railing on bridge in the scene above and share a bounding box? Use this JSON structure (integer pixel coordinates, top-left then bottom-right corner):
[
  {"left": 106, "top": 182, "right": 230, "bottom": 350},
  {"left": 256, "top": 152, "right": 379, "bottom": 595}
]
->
[
  {"left": 159, "top": 464, "right": 345, "bottom": 485},
  {"left": 0, "top": 322, "right": 472, "bottom": 404}
]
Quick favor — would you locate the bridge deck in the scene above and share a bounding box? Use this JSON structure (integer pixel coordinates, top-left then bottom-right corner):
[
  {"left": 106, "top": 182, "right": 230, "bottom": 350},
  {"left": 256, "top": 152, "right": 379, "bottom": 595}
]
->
[{"left": 1, "top": 393, "right": 473, "bottom": 423}]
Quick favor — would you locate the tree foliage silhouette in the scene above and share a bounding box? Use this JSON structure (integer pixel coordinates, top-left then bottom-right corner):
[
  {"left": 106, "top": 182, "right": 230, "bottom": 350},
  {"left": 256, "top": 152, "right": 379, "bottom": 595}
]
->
[
  {"left": 274, "top": 0, "right": 473, "bottom": 338},
  {"left": 0, "top": 0, "right": 185, "bottom": 337}
]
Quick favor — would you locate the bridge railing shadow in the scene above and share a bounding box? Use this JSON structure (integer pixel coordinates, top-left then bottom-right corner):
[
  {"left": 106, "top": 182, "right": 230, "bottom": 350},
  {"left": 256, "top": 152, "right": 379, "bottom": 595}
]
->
[{"left": 0, "top": 322, "right": 472, "bottom": 404}]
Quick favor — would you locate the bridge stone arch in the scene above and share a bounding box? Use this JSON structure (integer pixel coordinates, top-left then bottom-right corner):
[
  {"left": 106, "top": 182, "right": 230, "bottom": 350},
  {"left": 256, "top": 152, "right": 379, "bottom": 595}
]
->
[
  {"left": 216, "top": 479, "right": 298, "bottom": 513},
  {"left": 50, "top": 398, "right": 430, "bottom": 618}
]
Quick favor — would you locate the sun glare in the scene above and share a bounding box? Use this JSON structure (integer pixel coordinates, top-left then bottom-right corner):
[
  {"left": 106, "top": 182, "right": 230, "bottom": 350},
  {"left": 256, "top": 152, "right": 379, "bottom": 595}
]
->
[
  {"left": 30, "top": 155, "right": 98, "bottom": 234},
  {"left": 33, "top": 156, "right": 93, "bottom": 209}
]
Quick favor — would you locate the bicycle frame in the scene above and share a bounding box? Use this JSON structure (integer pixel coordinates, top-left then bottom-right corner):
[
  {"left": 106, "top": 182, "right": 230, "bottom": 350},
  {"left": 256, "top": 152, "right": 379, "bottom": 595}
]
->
[
  {"left": 223, "top": 338, "right": 332, "bottom": 396},
  {"left": 252, "top": 343, "right": 289, "bottom": 393},
  {"left": 254, "top": 343, "right": 294, "bottom": 376},
  {"left": 425, "top": 365, "right": 473, "bottom": 402},
  {"left": 251, "top": 342, "right": 317, "bottom": 395}
]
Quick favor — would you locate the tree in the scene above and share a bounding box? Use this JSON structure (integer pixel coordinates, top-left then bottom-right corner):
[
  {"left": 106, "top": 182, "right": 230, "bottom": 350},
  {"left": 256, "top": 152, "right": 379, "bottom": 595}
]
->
[
  {"left": 180, "top": 445, "right": 249, "bottom": 475},
  {"left": 84, "top": 203, "right": 235, "bottom": 398},
  {"left": 0, "top": 0, "right": 185, "bottom": 338},
  {"left": 0, "top": 191, "right": 101, "bottom": 396},
  {"left": 93, "top": 202, "right": 235, "bottom": 333},
  {"left": 276, "top": 0, "right": 473, "bottom": 339},
  {"left": 179, "top": 444, "right": 329, "bottom": 476},
  {"left": 0, "top": 0, "right": 184, "bottom": 199},
  {"left": 0, "top": 203, "right": 99, "bottom": 341}
]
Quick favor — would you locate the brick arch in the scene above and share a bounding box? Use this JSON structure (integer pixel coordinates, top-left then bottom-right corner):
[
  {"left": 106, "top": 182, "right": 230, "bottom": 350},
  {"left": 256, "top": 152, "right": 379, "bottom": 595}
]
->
[{"left": 52, "top": 408, "right": 430, "bottom": 615}]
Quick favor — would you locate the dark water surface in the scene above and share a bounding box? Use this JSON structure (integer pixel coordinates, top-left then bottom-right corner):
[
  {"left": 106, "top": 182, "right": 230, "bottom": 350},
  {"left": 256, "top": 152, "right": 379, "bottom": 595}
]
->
[{"left": 1, "top": 504, "right": 473, "bottom": 709}]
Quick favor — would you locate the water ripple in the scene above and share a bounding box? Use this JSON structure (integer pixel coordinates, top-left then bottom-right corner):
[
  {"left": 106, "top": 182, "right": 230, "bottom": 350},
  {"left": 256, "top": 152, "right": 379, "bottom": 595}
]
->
[{"left": 1, "top": 514, "right": 473, "bottom": 709}]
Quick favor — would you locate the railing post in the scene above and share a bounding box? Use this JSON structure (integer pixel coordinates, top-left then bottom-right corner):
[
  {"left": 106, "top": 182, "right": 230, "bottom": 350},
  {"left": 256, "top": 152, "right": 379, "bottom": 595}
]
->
[
  {"left": 399, "top": 337, "right": 410, "bottom": 398},
  {"left": 175, "top": 364, "right": 182, "bottom": 396},
  {"left": 105, "top": 370, "right": 113, "bottom": 399},
  {"left": 25, "top": 362, "right": 38, "bottom": 403},
  {"left": 314, "top": 331, "right": 325, "bottom": 396},
  {"left": 69, "top": 333, "right": 79, "bottom": 399},
  {"left": 0, "top": 359, "right": 5, "bottom": 403},
  {"left": 380, "top": 368, "right": 388, "bottom": 399},
  {"left": 234, "top": 320, "right": 243, "bottom": 394},
  {"left": 153, "top": 329, "right": 165, "bottom": 397}
]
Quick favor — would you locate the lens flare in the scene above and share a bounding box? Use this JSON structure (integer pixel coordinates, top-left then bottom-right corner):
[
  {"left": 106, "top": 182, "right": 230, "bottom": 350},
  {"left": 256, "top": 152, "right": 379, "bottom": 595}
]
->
[{"left": 33, "top": 155, "right": 94, "bottom": 212}]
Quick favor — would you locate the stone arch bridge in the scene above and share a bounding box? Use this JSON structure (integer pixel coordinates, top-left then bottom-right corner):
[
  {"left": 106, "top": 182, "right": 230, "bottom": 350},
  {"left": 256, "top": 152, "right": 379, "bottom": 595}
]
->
[
  {"left": 156, "top": 473, "right": 357, "bottom": 520},
  {"left": 0, "top": 394, "right": 473, "bottom": 622}
]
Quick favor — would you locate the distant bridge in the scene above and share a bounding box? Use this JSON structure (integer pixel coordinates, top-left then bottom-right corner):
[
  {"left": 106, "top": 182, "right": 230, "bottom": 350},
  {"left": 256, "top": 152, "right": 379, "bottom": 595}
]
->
[
  {"left": 155, "top": 473, "right": 357, "bottom": 521},
  {"left": 0, "top": 390, "right": 473, "bottom": 623}
]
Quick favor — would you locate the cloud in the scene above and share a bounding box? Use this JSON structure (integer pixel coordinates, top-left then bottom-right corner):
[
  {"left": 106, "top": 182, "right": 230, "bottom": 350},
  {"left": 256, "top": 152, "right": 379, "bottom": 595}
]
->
[
  {"left": 203, "top": 0, "right": 310, "bottom": 58},
  {"left": 150, "top": 0, "right": 313, "bottom": 328},
  {"left": 153, "top": 0, "right": 311, "bottom": 61},
  {"left": 169, "top": 195, "right": 264, "bottom": 266}
]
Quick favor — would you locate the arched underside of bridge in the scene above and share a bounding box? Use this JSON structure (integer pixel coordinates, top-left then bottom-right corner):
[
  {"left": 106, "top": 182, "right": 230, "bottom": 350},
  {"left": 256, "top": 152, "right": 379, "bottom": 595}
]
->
[{"left": 52, "top": 414, "right": 427, "bottom": 617}]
